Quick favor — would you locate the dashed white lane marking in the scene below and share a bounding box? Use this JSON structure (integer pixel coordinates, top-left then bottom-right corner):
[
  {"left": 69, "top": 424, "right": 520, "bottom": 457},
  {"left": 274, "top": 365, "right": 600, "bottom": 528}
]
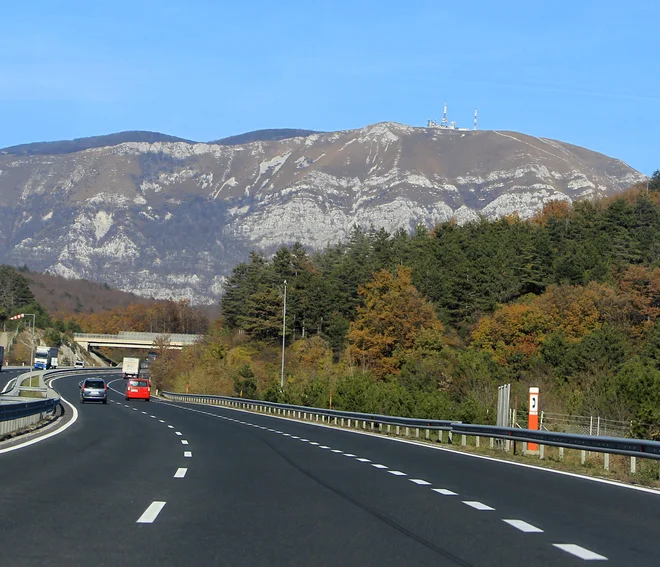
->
[
  {"left": 432, "top": 489, "right": 457, "bottom": 496},
  {"left": 356, "top": 458, "right": 371, "bottom": 463},
  {"left": 463, "top": 501, "right": 495, "bottom": 511},
  {"left": 319, "top": 445, "right": 330, "bottom": 449},
  {"left": 388, "top": 470, "right": 407, "bottom": 476},
  {"left": 300, "top": 438, "right": 309, "bottom": 442},
  {"left": 167, "top": 425, "right": 174, "bottom": 429},
  {"left": 184, "top": 451, "right": 192, "bottom": 458},
  {"left": 409, "top": 479, "right": 431, "bottom": 486},
  {"left": 309, "top": 442, "right": 319, "bottom": 446},
  {"left": 290, "top": 436, "right": 299, "bottom": 439},
  {"left": 132, "top": 408, "right": 138, "bottom": 411},
  {"left": 181, "top": 440, "right": 189, "bottom": 445},
  {"left": 174, "top": 468, "right": 188, "bottom": 478},
  {"left": 503, "top": 519, "right": 543, "bottom": 533},
  {"left": 141, "top": 411, "right": 147, "bottom": 414},
  {"left": 150, "top": 415, "right": 156, "bottom": 418},
  {"left": 553, "top": 544, "right": 607, "bottom": 561},
  {"left": 136, "top": 501, "right": 166, "bottom": 523},
  {"left": 343, "top": 453, "right": 356, "bottom": 457},
  {"left": 125, "top": 405, "right": 129, "bottom": 407},
  {"left": 331, "top": 449, "right": 343, "bottom": 453},
  {"left": 175, "top": 432, "right": 182, "bottom": 436},
  {"left": 372, "top": 464, "right": 388, "bottom": 469},
  {"left": 159, "top": 420, "right": 165, "bottom": 423}
]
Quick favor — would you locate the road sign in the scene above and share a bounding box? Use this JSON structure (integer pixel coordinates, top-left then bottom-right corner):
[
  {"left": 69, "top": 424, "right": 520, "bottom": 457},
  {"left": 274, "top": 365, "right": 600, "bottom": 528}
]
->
[{"left": 528, "top": 387, "right": 540, "bottom": 453}]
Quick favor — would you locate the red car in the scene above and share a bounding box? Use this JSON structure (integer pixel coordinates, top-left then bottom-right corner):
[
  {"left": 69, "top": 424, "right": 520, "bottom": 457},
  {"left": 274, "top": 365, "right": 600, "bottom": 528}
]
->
[{"left": 125, "top": 378, "right": 151, "bottom": 401}]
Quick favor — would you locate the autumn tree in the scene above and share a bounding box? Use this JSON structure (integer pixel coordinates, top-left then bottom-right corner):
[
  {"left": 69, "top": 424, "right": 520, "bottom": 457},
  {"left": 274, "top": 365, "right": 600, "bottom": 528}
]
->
[{"left": 347, "top": 266, "right": 443, "bottom": 378}]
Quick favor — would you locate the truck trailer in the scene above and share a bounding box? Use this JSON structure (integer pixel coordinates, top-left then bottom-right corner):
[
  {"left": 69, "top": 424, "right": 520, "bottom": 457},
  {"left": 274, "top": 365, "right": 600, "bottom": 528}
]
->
[{"left": 122, "top": 357, "right": 140, "bottom": 379}]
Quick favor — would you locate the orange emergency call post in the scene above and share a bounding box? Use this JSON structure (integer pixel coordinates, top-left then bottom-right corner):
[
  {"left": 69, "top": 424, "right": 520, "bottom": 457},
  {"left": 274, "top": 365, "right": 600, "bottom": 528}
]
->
[{"left": 527, "top": 387, "right": 540, "bottom": 453}]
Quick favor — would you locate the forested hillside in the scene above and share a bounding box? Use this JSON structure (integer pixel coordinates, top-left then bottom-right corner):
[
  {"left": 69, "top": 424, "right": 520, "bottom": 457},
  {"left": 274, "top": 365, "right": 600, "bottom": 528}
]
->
[{"left": 152, "top": 176, "right": 660, "bottom": 437}]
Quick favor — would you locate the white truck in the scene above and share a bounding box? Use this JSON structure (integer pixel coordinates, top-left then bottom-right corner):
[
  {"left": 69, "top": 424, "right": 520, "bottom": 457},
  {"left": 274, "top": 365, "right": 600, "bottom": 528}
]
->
[
  {"left": 34, "top": 346, "right": 59, "bottom": 370},
  {"left": 122, "top": 357, "right": 140, "bottom": 379}
]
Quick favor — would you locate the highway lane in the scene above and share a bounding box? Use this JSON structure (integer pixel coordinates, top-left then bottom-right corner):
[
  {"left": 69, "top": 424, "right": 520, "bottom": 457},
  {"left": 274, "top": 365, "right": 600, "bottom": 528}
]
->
[
  {"left": 0, "top": 367, "right": 30, "bottom": 392},
  {"left": 2, "top": 374, "right": 660, "bottom": 565},
  {"left": 0, "top": 371, "right": 190, "bottom": 566}
]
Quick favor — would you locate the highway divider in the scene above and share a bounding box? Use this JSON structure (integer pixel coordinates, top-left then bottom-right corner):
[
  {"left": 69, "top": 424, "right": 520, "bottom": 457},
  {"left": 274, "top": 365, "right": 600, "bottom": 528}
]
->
[
  {"left": 0, "top": 368, "right": 108, "bottom": 439},
  {"left": 161, "top": 391, "right": 660, "bottom": 474}
]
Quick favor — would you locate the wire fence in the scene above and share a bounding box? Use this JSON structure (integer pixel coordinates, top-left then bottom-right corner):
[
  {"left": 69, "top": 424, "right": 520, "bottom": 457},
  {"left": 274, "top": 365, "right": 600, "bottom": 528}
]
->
[{"left": 513, "top": 410, "right": 634, "bottom": 438}]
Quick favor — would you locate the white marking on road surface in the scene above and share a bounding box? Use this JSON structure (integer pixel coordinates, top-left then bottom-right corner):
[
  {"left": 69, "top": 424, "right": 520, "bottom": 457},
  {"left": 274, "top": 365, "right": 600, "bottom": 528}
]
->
[
  {"left": 463, "top": 501, "right": 495, "bottom": 511},
  {"left": 432, "top": 489, "right": 457, "bottom": 496},
  {"left": 168, "top": 425, "right": 174, "bottom": 429},
  {"left": 409, "top": 479, "right": 431, "bottom": 485},
  {"left": 133, "top": 408, "right": 138, "bottom": 411},
  {"left": 159, "top": 419, "right": 165, "bottom": 423},
  {"left": 372, "top": 464, "right": 388, "bottom": 469},
  {"left": 503, "top": 519, "right": 543, "bottom": 533},
  {"left": 181, "top": 440, "right": 189, "bottom": 445},
  {"left": 141, "top": 411, "right": 147, "bottom": 414},
  {"left": 136, "top": 501, "right": 166, "bottom": 523},
  {"left": 319, "top": 445, "right": 330, "bottom": 449},
  {"left": 0, "top": 375, "right": 80, "bottom": 455},
  {"left": 290, "top": 436, "right": 299, "bottom": 439},
  {"left": 309, "top": 442, "right": 319, "bottom": 445},
  {"left": 300, "top": 438, "right": 309, "bottom": 442},
  {"left": 356, "top": 458, "right": 371, "bottom": 462},
  {"left": 174, "top": 468, "right": 188, "bottom": 478},
  {"left": 331, "top": 449, "right": 343, "bottom": 453},
  {"left": 175, "top": 432, "right": 182, "bottom": 436},
  {"left": 150, "top": 415, "right": 156, "bottom": 418},
  {"left": 553, "top": 544, "right": 607, "bottom": 561},
  {"left": 343, "top": 453, "right": 356, "bottom": 457},
  {"left": 125, "top": 405, "right": 129, "bottom": 407},
  {"left": 388, "top": 470, "right": 406, "bottom": 476},
  {"left": 184, "top": 451, "right": 192, "bottom": 458}
]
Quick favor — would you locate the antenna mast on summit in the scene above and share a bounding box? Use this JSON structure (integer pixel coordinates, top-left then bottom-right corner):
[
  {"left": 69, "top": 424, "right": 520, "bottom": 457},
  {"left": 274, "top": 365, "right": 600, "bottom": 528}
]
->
[
  {"left": 474, "top": 109, "right": 478, "bottom": 130},
  {"left": 441, "top": 101, "right": 448, "bottom": 127}
]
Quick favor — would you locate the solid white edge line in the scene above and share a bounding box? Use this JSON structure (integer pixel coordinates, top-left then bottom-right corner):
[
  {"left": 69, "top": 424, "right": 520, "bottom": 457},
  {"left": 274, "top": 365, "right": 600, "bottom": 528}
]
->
[
  {"left": 153, "top": 397, "right": 660, "bottom": 498},
  {"left": 174, "top": 468, "right": 188, "bottom": 478},
  {"left": 0, "top": 374, "right": 80, "bottom": 454},
  {"left": 552, "top": 544, "right": 607, "bottom": 560},
  {"left": 136, "top": 501, "right": 167, "bottom": 523},
  {"left": 503, "top": 519, "right": 543, "bottom": 533}
]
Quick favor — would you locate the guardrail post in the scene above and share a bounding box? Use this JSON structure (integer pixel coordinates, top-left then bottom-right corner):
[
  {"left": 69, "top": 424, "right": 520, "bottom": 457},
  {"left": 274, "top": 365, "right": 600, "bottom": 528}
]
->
[
  {"left": 334, "top": 417, "right": 338, "bottom": 425},
  {"left": 631, "top": 456, "right": 637, "bottom": 474},
  {"left": 396, "top": 425, "right": 400, "bottom": 436},
  {"left": 425, "top": 429, "right": 430, "bottom": 440},
  {"left": 405, "top": 427, "right": 409, "bottom": 437},
  {"left": 342, "top": 418, "right": 346, "bottom": 427},
  {"left": 461, "top": 434, "right": 467, "bottom": 446},
  {"left": 387, "top": 424, "right": 391, "bottom": 434},
  {"left": 490, "top": 437, "right": 494, "bottom": 449},
  {"left": 438, "top": 430, "right": 443, "bottom": 443},
  {"left": 363, "top": 420, "right": 367, "bottom": 429},
  {"left": 371, "top": 422, "right": 374, "bottom": 430},
  {"left": 415, "top": 428, "right": 419, "bottom": 439},
  {"left": 539, "top": 444, "right": 545, "bottom": 460},
  {"left": 580, "top": 450, "right": 587, "bottom": 465},
  {"left": 475, "top": 436, "right": 480, "bottom": 448},
  {"left": 448, "top": 431, "right": 453, "bottom": 444},
  {"left": 604, "top": 453, "right": 610, "bottom": 471}
]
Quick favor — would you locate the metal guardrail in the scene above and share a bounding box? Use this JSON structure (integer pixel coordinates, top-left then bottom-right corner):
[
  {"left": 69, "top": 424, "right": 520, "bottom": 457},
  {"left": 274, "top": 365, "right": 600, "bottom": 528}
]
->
[
  {"left": 74, "top": 332, "right": 202, "bottom": 344},
  {"left": 0, "top": 367, "right": 109, "bottom": 438},
  {"left": 161, "top": 391, "right": 660, "bottom": 466}
]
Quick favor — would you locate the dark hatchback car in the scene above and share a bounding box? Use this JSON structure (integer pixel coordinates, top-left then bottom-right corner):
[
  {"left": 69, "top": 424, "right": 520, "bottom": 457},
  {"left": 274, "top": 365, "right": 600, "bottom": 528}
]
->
[{"left": 80, "top": 378, "right": 107, "bottom": 404}]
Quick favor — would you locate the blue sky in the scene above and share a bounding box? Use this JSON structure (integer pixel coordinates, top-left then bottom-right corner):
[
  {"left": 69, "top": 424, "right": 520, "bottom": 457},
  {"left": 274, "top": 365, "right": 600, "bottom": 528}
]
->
[{"left": 1, "top": 0, "right": 657, "bottom": 174}]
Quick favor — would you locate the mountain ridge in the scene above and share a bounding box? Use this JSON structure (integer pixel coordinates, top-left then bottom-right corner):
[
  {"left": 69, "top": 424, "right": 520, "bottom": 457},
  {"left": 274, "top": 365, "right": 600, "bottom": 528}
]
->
[{"left": 0, "top": 121, "right": 646, "bottom": 303}]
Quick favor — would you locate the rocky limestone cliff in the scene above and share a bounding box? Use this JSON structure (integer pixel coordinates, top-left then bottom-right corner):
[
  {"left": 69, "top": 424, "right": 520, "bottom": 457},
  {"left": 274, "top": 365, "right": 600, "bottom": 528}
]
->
[{"left": 0, "top": 122, "right": 645, "bottom": 303}]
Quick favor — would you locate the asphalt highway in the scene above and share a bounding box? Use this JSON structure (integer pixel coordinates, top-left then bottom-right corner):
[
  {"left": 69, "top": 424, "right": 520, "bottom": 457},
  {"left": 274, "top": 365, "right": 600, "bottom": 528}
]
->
[
  {"left": 0, "top": 371, "right": 659, "bottom": 566},
  {"left": 0, "top": 367, "right": 32, "bottom": 393}
]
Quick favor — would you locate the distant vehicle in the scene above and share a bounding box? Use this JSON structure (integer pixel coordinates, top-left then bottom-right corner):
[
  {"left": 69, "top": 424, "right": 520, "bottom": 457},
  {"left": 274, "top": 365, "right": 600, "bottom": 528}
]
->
[
  {"left": 125, "top": 378, "right": 150, "bottom": 401},
  {"left": 34, "top": 346, "right": 58, "bottom": 370},
  {"left": 74, "top": 360, "right": 85, "bottom": 368},
  {"left": 51, "top": 356, "right": 58, "bottom": 369},
  {"left": 122, "top": 357, "right": 140, "bottom": 379},
  {"left": 80, "top": 377, "right": 107, "bottom": 404}
]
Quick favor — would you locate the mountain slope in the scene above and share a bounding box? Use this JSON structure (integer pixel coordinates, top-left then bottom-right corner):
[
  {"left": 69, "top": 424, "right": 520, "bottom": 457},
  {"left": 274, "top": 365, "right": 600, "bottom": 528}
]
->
[
  {"left": 211, "top": 128, "right": 320, "bottom": 146},
  {"left": 0, "top": 122, "right": 646, "bottom": 303}
]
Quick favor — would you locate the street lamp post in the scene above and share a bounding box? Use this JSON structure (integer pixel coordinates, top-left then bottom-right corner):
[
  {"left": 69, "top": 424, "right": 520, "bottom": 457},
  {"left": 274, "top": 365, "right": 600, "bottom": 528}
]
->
[
  {"left": 280, "top": 280, "right": 287, "bottom": 389},
  {"left": 9, "top": 313, "right": 35, "bottom": 372}
]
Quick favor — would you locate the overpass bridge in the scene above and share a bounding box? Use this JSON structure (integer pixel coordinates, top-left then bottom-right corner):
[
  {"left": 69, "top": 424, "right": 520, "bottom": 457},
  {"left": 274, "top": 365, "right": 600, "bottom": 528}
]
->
[{"left": 73, "top": 331, "right": 203, "bottom": 351}]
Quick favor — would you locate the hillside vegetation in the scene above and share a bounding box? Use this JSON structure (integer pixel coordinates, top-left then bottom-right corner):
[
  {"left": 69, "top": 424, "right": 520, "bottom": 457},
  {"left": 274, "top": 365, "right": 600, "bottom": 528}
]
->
[{"left": 152, "top": 174, "right": 660, "bottom": 438}]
